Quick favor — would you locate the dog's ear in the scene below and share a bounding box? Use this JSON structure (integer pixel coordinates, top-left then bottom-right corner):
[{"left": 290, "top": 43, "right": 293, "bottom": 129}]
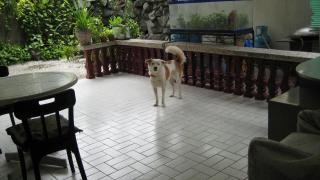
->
[
  {"left": 161, "top": 60, "right": 166, "bottom": 65},
  {"left": 145, "top": 58, "right": 152, "bottom": 64}
]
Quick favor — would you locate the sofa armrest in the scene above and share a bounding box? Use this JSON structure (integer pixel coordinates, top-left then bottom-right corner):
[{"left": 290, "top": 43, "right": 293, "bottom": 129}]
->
[
  {"left": 297, "top": 109, "right": 320, "bottom": 135},
  {"left": 248, "top": 137, "right": 320, "bottom": 180}
]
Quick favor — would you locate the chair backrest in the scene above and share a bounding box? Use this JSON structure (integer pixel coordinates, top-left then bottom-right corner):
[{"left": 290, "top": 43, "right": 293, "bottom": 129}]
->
[
  {"left": 14, "top": 89, "right": 76, "bottom": 141},
  {"left": 0, "top": 66, "right": 9, "bottom": 77}
]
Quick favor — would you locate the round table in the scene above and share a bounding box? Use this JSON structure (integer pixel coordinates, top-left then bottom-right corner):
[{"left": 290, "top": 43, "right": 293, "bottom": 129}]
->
[
  {"left": 0, "top": 72, "right": 78, "bottom": 177},
  {"left": 296, "top": 56, "right": 320, "bottom": 89},
  {"left": 0, "top": 72, "right": 78, "bottom": 106}
]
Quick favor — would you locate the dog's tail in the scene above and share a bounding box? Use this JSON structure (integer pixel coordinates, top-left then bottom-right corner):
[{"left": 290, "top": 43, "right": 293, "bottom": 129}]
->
[{"left": 165, "top": 46, "right": 186, "bottom": 64}]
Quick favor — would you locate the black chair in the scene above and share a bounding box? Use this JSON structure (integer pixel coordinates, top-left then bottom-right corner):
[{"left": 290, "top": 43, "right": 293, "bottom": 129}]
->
[
  {"left": 0, "top": 65, "right": 9, "bottom": 77},
  {"left": 0, "top": 65, "right": 14, "bottom": 155},
  {"left": 6, "top": 89, "right": 87, "bottom": 180}
]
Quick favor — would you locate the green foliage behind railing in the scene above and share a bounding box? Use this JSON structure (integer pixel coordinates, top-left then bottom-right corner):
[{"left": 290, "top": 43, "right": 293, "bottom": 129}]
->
[
  {"left": 15, "top": 0, "right": 78, "bottom": 60},
  {"left": 0, "top": 42, "right": 31, "bottom": 66}
]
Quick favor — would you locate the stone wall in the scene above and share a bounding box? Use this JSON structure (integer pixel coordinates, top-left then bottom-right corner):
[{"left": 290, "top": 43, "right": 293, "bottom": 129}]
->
[
  {"left": 86, "top": 0, "right": 170, "bottom": 40},
  {"left": 132, "top": 0, "right": 169, "bottom": 40}
]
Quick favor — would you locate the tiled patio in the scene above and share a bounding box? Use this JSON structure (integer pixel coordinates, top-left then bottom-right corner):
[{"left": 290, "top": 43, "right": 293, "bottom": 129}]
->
[{"left": 0, "top": 73, "right": 267, "bottom": 180}]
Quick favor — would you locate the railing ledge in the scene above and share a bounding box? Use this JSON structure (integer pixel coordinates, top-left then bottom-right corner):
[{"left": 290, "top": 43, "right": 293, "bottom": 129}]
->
[{"left": 79, "top": 39, "right": 320, "bottom": 63}]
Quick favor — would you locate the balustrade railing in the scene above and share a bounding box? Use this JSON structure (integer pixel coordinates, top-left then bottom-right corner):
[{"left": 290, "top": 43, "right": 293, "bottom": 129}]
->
[{"left": 80, "top": 39, "right": 320, "bottom": 101}]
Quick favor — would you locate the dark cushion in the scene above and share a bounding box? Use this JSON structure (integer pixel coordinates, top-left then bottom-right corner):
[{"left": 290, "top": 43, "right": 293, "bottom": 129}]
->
[
  {"left": 6, "top": 114, "right": 82, "bottom": 148},
  {"left": 281, "top": 132, "right": 320, "bottom": 155}
]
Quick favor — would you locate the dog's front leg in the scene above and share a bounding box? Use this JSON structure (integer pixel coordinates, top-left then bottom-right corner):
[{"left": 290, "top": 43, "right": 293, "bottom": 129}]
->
[
  {"left": 153, "top": 87, "right": 159, "bottom": 106},
  {"left": 162, "top": 84, "right": 166, "bottom": 107}
]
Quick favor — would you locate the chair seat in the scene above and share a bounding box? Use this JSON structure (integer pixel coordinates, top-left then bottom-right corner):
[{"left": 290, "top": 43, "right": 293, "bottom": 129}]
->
[
  {"left": 6, "top": 114, "right": 82, "bottom": 148},
  {"left": 281, "top": 132, "right": 320, "bottom": 155}
]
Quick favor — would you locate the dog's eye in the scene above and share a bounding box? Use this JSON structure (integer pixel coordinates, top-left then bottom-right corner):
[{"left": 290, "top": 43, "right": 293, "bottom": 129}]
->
[
  {"left": 157, "top": 63, "right": 160, "bottom": 65},
  {"left": 151, "top": 63, "right": 154, "bottom": 65}
]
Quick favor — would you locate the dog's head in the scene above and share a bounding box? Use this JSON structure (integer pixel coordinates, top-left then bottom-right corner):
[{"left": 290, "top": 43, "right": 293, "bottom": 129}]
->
[{"left": 145, "top": 58, "right": 165, "bottom": 75}]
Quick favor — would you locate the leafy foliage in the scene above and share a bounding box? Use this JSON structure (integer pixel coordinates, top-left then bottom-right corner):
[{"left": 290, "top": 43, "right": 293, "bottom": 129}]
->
[
  {"left": 100, "top": 27, "right": 114, "bottom": 40},
  {"left": 125, "top": 18, "right": 141, "bottom": 38},
  {"left": 74, "top": 5, "right": 93, "bottom": 32},
  {"left": 90, "top": 17, "right": 104, "bottom": 42},
  {"left": 184, "top": 12, "right": 248, "bottom": 30},
  {"left": 0, "top": 42, "right": 31, "bottom": 66},
  {"left": 187, "top": 14, "right": 204, "bottom": 29},
  {"left": 16, "top": 0, "right": 77, "bottom": 60},
  {"left": 109, "top": 16, "right": 124, "bottom": 27}
]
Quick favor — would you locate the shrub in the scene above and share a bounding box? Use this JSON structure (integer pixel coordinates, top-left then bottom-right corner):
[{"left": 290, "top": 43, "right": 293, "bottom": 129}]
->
[
  {"left": 187, "top": 14, "right": 205, "bottom": 29},
  {"left": 109, "top": 16, "right": 124, "bottom": 27},
  {"left": 125, "top": 18, "right": 141, "bottom": 38},
  {"left": 16, "top": 0, "right": 76, "bottom": 60},
  {"left": 100, "top": 27, "right": 114, "bottom": 40},
  {"left": 0, "top": 42, "right": 31, "bottom": 66},
  {"left": 90, "top": 17, "right": 105, "bottom": 43}
]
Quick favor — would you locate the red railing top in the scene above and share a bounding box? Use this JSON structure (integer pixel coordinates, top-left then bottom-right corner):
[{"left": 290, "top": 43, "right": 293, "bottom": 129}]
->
[{"left": 80, "top": 39, "right": 320, "bottom": 63}]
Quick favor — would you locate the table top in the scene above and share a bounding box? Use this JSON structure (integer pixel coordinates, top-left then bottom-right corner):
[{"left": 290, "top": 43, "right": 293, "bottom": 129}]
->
[
  {"left": 0, "top": 72, "right": 77, "bottom": 106},
  {"left": 296, "top": 56, "right": 320, "bottom": 83}
]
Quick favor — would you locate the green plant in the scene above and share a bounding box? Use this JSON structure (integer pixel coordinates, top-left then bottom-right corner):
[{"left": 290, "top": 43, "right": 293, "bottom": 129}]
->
[
  {"left": 15, "top": 0, "right": 78, "bottom": 60},
  {"left": 74, "top": 6, "right": 93, "bottom": 32},
  {"left": 60, "top": 45, "right": 79, "bottom": 60},
  {"left": 109, "top": 16, "right": 123, "bottom": 27},
  {"left": 90, "top": 17, "right": 104, "bottom": 42},
  {"left": 17, "top": 0, "right": 75, "bottom": 44},
  {"left": 0, "top": 1, "right": 4, "bottom": 10},
  {"left": 100, "top": 27, "right": 114, "bottom": 39},
  {"left": 177, "top": 15, "right": 186, "bottom": 29},
  {"left": 28, "top": 35, "right": 44, "bottom": 52},
  {"left": 187, "top": 14, "right": 205, "bottom": 29},
  {"left": 120, "top": 25, "right": 127, "bottom": 34},
  {"left": 125, "top": 18, "right": 141, "bottom": 38},
  {"left": 205, "top": 12, "right": 228, "bottom": 29},
  {"left": 0, "top": 42, "right": 31, "bottom": 66}
]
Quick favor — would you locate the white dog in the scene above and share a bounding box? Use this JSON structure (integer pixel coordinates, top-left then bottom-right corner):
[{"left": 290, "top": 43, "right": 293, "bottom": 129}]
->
[{"left": 145, "top": 46, "right": 186, "bottom": 107}]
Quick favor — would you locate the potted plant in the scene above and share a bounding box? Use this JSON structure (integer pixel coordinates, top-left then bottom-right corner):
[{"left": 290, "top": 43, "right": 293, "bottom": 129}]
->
[
  {"left": 125, "top": 18, "right": 141, "bottom": 38},
  {"left": 74, "top": 1, "right": 93, "bottom": 45},
  {"left": 109, "top": 16, "right": 126, "bottom": 39},
  {"left": 100, "top": 27, "right": 115, "bottom": 41},
  {"left": 90, "top": 17, "right": 104, "bottom": 43}
]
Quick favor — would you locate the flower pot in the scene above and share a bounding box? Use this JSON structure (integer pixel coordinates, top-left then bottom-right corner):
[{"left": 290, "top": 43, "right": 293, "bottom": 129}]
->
[
  {"left": 108, "top": 35, "right": 115, "bottom": 41},
  {"left": 126, "top": 28, "right": 131, "bottom": 39},
  {"left": 75, "top": 30, "right": 92, "bottom": 45},
  {"left": 100, "top": 37, "right": 108, "bottom": 42}
]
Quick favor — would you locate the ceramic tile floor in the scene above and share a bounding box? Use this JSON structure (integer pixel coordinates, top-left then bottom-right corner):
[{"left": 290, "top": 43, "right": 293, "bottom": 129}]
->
[{"left": 0, "top": 73, "right": 268, "bottom": 180}]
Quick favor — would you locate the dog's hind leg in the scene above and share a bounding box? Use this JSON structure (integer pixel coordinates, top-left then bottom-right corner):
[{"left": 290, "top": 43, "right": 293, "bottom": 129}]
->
[
  {"left": 153, "top": 87, "right": 159, "bottom": 106},
  {"left": 177, "top": 78, "right": 182, "bottom": 99},
  {"left": 169, "top": 79, "right": 175, "bottom": 97},
  {"left": 162, "top": 84, "right": 166, "bottom": 107}
]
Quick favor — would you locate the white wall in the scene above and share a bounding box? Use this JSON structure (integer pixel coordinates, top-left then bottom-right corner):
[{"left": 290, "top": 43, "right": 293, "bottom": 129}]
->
[{"left": 253, "top": 0, "right": 312, "bottom": 50}]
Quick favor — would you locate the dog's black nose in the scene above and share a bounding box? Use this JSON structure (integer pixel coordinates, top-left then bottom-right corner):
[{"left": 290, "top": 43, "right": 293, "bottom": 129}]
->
[{"left": 154, "top": 67, "right": 158, "bottom": 71}]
